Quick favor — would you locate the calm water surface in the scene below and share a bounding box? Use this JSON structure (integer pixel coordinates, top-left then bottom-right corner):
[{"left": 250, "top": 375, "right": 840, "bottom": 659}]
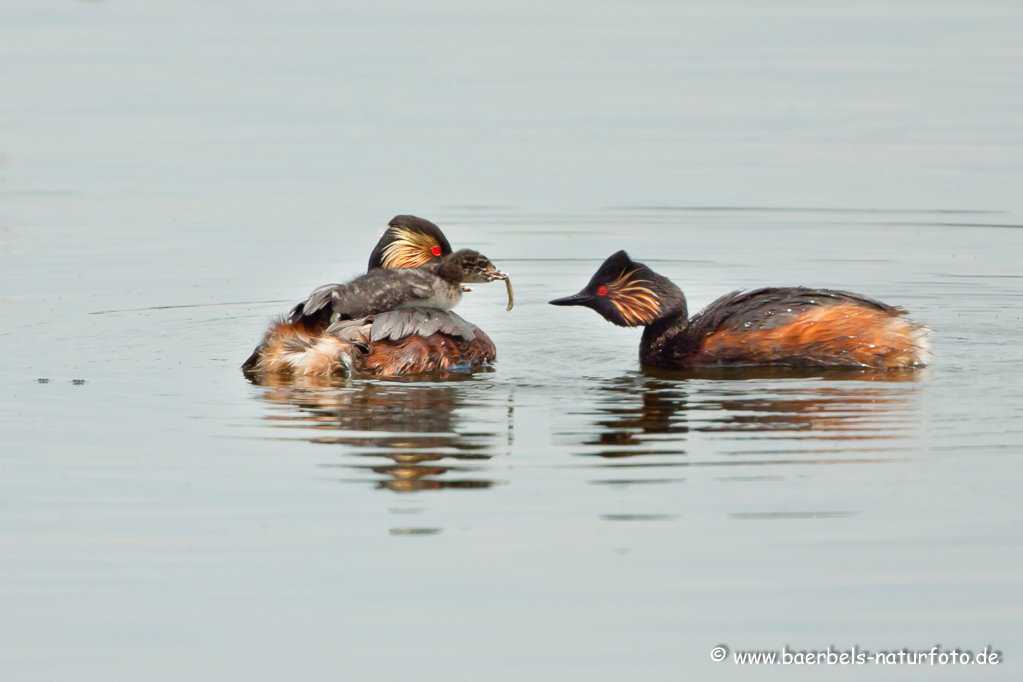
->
[{"left": 2, "top": 1, "right": 1022, "bottom": 680}]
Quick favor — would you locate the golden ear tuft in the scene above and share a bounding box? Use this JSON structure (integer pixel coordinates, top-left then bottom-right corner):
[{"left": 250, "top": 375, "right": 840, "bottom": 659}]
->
[
  {"left": 380, "top": 227, "right": 442, "bottom": 269},
  {"left": 607, "top": 268, "right": 661, "bottom": 325}
]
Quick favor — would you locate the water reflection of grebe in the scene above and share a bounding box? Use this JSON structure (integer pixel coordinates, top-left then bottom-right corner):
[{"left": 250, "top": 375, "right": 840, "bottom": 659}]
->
[
  {"left": 251, "top": 373, "right": 504, "bottom": 492},
  {"left": 566, "top": 368, "right": 923, "bottom": 463}
]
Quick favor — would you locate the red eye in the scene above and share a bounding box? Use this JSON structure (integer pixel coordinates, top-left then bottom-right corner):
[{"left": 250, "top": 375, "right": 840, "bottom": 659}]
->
[
  {"left": 596, "top": 285, "right": 608, "bottom": 296},
  {"left": 431, "top": 245, "right": 442, "bottom": 257}
]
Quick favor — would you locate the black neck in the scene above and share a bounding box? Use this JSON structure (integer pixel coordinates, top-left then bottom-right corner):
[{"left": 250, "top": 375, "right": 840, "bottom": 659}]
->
[{"left": 639, "top": 307, "right": 694, "bottom": 368}]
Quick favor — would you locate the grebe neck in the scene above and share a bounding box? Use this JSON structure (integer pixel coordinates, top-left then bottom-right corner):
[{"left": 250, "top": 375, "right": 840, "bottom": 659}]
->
[{"left": 639, "top": 307, "right": 691, "bottom": 367}]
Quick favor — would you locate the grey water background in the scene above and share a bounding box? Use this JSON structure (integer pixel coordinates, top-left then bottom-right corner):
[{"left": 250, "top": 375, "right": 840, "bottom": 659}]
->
[{"left": 2, "top": 1, "right": 1022, "bottom": 680}]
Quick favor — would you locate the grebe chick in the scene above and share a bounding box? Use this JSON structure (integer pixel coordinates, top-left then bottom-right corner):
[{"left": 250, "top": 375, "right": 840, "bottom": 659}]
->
[
  {"left": 550, "top": 251, "right": 929, "bottom": 370},
  {"left": 290, "top": 249, "right": 507, "bottom": 329}
]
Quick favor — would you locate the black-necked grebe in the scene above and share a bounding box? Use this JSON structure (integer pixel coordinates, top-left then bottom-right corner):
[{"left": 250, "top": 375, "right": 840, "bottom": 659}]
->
[
  {"left": 243, "top": 218, "right": 509, "bottom": 377},
  {"left": 549, "top": 251, "right": 929, "bottom": 370}
]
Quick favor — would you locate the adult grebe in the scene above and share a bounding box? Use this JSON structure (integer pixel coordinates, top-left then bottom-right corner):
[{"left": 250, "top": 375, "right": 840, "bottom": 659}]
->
[
  {"left": 550, "top": 251, "right": 929, "bottom": 370},
  {"left": 244, "top": 244, "right": 509, "bottom": 377}
]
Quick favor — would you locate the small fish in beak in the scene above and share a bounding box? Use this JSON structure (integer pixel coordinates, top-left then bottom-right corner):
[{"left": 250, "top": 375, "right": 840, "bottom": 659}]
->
[{"left": 488, "top": 271, "right": 514, "bottom": 311}]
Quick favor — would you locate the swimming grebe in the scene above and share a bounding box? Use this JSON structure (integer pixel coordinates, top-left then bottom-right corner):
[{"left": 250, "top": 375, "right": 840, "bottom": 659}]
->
[
  {"left": 550, "top": 251, "right": 929, "bottom": 370},
  {"left": 243, "top": 241, "right": 509, "bottom": 377}
]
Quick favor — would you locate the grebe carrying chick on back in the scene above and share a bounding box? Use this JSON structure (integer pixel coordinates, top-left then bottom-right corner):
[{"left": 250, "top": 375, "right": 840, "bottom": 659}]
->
[
  {"left": 244, "top": 216, "right": 512, "bottom": 378},
  {"left": 550, "top": 251, "right": 929, "bottom": 370}
]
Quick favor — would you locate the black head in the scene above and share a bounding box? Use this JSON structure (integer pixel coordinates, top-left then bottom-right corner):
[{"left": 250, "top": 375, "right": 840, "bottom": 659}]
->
[
  {"left": 549, "top": 250, "right": 686, "bottom": 327},
  {"left": 437, "top": 249, "right": 508, "bottom": 284},
  {"left": 367, "top": 215, "right": 454, "bottom": 271}
]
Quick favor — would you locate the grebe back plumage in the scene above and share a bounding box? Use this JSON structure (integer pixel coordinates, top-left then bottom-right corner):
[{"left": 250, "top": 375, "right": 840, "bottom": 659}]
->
[{"left": 247, "top": 307, "right": 497, "bottom": 377}]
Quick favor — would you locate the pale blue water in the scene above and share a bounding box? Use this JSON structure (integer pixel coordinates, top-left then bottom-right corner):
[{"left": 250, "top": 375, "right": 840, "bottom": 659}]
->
[{"left": 2, "top": 2, "right": 1022, "bottom": 680}]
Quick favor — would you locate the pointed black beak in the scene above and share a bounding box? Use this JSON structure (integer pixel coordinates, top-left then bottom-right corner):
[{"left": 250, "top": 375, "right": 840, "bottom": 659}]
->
[{"left": 549, "top": 290, "right": 593, "bottom": 307}]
